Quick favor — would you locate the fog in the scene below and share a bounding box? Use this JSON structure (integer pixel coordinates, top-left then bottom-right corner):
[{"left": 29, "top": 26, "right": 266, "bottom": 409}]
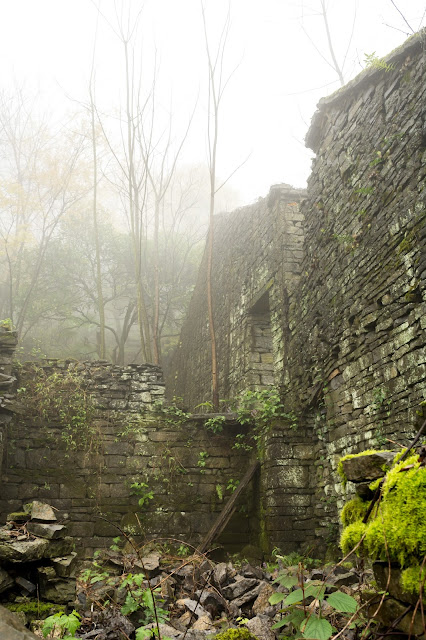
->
[{"left": 0, "top": 0, "right": 424, "bottom": 366}]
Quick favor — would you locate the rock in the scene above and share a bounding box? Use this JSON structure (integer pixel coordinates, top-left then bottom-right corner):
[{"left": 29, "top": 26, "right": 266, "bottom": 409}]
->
[
  {"left": 354, "top": 481, "right": 374, "bottom": 500},
  {"left": 0, "top": 604, "right": 40, "bottom": 639},
  {"left": 26, "top": 522, "right": 65, "bottom": 540},
  {"left": 241, "top": 564, "right": 265, "bottom": 580},
  {"left": 252, "top": 582, "right": 276, "bottom": 616},
  {"left": 0, "top": 568, "right": 13, "bottom": 594},
  {"left": 15, "top": 577, "right": 37, "bottom": 596},
  {"left": 367, "top": 595, "right": 426, "bottom": 638},
  {"left": 38, "top": 567, "right": 76, "bottom": 604},
  {"left": 192, "top": 614, "right": 214, "bottom": 631},
  {"left": 0, "top": 538, "right": 49, "bottom": 563},
  {"left": 373, "top": 562, "right": 419, "bottom": 607},
  {"left": 196, "top": 589, "right": 227, "bottom": 616},
  {"left": 141, "top": 622, "right": 181, "bottom": 638},
  {"left": 52, "top": 552, "right": 77, "bottom": 577},
  {"left": 177, "top": 598, "right": 208, "bottom": 619},
  {"left": 341, "top": 452, "right": 395, "bottom": 482},
  {"left": 43, "top": 536, "right": 74, "bottom": 558},
  {"left": 222, "top": 577, "right": 258, "bottom": 600},
  {"left": 139, "top": 552, "right": 161, "bottom": 574},
  {"left": 213, "top": 562, "right": 228, "bottom": 587},
  {"left": 328, "top": 571, "right": 359, "bottom": 588},
  {"left": 232, "top": 583, "right": 263, "bottom": 608},
  {"left": 30, "top": 501, "right": 57, "bottom": 522},
  {"left": 6, "top": 512, "right": 29, "bottom": 525},
  {"left": 246, "top": 614, "right": 276, "bottom": 640}
]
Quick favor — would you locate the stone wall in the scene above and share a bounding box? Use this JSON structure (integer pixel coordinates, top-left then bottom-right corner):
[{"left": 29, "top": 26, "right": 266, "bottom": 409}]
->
[
  {"left": 170, "top": 31, "right": 426, "bottom": 554},
  {"left": 170, "top": 183, "right": 306, "bottom": 408},
  {"left": 0, "top": 327, "right": 18, "bottom": 479},
  {"left": 0, "top": 360, "right": 257, "bottom": 558},
  {"left": 287, "top": 30, "right": 426, "bottom": 541}
]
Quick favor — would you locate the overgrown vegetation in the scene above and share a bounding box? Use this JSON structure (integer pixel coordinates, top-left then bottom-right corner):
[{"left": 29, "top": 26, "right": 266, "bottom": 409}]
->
[{"left": 17, "top": 365, "right": 99, "bottom": 452}]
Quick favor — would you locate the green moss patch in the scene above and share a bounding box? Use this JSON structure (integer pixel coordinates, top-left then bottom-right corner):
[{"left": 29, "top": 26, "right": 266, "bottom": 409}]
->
[
  {"left": 215, "top": 630, "right": 259, "bottom": 640},
  {"left": 340, "top": 453, "right": 426, "bottom": 566},
  {"left": 340, "top": 497, "right": 370, "bottom": 527}
]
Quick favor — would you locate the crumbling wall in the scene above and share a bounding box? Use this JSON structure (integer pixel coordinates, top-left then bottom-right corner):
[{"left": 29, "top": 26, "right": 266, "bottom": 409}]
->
[
  {"left": 0, "top": 360, "right": 256, "bottom": 557},
  {"left": 170, "top": 184, "right": 306, "bottom": 408}
]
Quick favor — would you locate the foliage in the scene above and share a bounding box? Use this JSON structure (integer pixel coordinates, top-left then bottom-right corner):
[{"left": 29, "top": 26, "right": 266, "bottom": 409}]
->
[
  {"left": 205, "top": 414, "right": 226, "bottom": 433},
  {"left": 197, "top": 450, "right": 209, "bottom": 473},
  {"left": 18, "top": 365, "right": 98, "bottom": 451},
  {"left": 364, "top": 52, "right": 394, "bottom": 72},
  {"left": 159, "top": 398, "right": 191, "bottom": 425},
  {"left": 130, "top": 482, "right": 155, "bottom": 508},
  {"left": 42, "top": 610, "right": 81, "bottom": 639},
  {"left": 235, "top": 387, "right": 297, "bottom": 436},
  {"left": 269, "top": 565, "right": 359, "bottom": 640},
  {"left": 226, "top": 478, "right": 239, "bottom": 493}
]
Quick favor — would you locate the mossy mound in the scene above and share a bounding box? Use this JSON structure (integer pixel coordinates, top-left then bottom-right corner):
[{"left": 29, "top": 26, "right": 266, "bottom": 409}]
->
[
  {"left": 340, "top": 497, "right": 370, "bottom": 526},
  {"left": 340, "top": 453, "right": 426, "bottom": 566},
  {"left": 4, "top": 601, "right": 65, "bottom": 622},
  {"left": 215, "top": 629, "right": 259, "bottom": 640}
]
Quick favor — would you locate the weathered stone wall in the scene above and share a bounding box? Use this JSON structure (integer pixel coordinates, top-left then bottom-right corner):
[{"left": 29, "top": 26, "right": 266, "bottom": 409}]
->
[
  {"left": 170, "top": 31, "right": 426, "bottom": 554},
  {"left": 287, "top": 31, "right": 426, "bottom": 542},
  {"left": 0, "top": 327, "right": 18, "bottom": 479},
  {"left": 170, "top": 183, "right": 306, "bottom": 409},
  {"left": 0, "top": 360, "right": 257, "bottom": 558}
]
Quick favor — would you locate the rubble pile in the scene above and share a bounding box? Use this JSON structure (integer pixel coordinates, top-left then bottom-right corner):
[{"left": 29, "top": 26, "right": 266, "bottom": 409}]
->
[
  {"left": 0, "top": 500, "right": 77, "bottom": 611},
  {"left": 73, "top": 547, "right": 363, "bottom": 640}
]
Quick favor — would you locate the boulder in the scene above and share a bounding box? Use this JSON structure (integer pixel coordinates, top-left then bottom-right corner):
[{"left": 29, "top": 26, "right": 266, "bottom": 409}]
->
[{"left": 0, "top": 604, "right": 39, "bottom": 640}]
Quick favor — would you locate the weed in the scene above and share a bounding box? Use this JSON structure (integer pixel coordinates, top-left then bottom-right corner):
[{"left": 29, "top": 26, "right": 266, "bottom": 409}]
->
[
  {"left": 130, "top": 482, "right": 154, "bottom": 508},
  {"left": 42, "top": 610, "right": 81, "bottom": 639}
]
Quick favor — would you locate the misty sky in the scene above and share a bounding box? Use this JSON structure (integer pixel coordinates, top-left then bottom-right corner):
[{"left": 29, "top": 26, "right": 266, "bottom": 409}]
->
[{"left": 1, "top": 0, "right": 424, "bottom": 205}]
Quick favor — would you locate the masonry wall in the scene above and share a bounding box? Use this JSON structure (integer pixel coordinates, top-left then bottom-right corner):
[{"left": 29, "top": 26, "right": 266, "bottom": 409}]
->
[
  {"left": 285, "top": 31, "right": 426, "bottom": 541},
  {"left": 171, "top": 31, "right": 426, "bottom": 554},
  {"left": 170, "top": 183, "right": 306, "bottom": 409},
  {"left": 0, "top": 361, "right": 256, "bottom": 558}
]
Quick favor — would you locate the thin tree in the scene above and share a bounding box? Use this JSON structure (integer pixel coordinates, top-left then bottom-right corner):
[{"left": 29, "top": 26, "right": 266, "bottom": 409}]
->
[{"left": 201, "top": 2, "right": 245, "bottom": 410}]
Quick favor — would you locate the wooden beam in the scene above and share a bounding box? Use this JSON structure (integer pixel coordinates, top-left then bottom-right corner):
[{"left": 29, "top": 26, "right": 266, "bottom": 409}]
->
[{"left": 198, "top": 460, "right": 260, "bottom": 553}]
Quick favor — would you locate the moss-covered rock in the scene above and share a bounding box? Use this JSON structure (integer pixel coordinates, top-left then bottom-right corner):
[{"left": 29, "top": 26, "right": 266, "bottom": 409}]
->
[
  {"left": 215, "top": 629, "right": 259, "bottom": 640},
  {"left": 340, "top": 452, "right": 426, "bottom": 566}
]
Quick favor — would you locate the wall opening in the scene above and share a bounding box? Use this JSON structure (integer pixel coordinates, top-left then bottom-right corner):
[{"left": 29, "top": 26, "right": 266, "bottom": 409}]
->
[{"left": 247, "top": 291, "right": 274, "bottom": 389}]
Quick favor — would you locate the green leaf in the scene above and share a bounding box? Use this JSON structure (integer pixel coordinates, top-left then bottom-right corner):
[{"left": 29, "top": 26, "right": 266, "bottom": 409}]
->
[
  {"left": 304, "top": 583, "right": 326, "bottom": 600},
  {"left": 283, "top": 588, "right": 305, "bottom": 605},
  {"left": 272, "top": 610, "right": 307, "bottom": 630},
  {"left": 301, "top": 616, "right": 333, "bottom": 640},
  {"left": 275, "top": 574, "right": 299, "bottom": 589},
  {"left": 136, "top": 629, "right": 152, "bottom": 640},
  {"left": 326, "top": 591, "right": 358, "bottom": 613},
  {"left": 269, "top": 591, "right": 288, "bottom": 605}
]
